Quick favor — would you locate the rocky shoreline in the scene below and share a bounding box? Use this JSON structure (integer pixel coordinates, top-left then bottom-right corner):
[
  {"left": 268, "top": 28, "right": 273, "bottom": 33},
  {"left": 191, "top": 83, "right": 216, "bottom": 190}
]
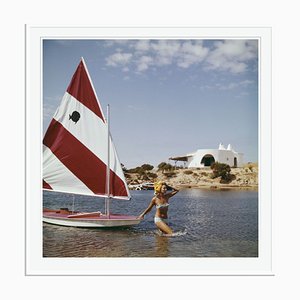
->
[{"left": 126, "top": 163, "right": 258, "bottom": 191}]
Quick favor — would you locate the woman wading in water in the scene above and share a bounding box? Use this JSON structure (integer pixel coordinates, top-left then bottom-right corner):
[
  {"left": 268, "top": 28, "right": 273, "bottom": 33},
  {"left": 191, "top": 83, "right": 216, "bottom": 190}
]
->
[{"left": 138, "top": 181, "right": 179, "bottom": 234}]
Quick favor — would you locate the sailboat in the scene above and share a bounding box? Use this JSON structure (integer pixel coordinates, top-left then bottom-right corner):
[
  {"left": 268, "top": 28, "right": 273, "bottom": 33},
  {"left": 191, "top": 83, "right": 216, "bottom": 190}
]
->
[{"left": 43, "top": 58, "right": 141, "bottom": 228}]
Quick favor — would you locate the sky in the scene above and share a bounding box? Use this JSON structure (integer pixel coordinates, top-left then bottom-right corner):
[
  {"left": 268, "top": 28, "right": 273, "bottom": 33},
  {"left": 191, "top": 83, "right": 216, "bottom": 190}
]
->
[{"left": 43, "top": 39, "right": 258, "bottom": 169}]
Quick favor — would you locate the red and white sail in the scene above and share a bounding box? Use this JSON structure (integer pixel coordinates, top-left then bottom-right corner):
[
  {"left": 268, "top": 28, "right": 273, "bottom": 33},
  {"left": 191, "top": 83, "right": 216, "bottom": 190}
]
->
[{"left": 43, "top": 58, "right": 130, "bottom": 200}]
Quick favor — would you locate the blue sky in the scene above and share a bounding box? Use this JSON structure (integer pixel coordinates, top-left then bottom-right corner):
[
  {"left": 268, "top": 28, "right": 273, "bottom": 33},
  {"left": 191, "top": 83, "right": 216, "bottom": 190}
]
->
[{"left": 43, "top": 39, "right": 258, "bottom": 168}]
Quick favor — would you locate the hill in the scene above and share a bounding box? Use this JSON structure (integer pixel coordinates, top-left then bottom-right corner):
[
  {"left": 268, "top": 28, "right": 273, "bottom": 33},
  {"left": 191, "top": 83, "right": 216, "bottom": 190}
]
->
[{"left": 125, "top": 163, "right": 258, "bottom": 190}]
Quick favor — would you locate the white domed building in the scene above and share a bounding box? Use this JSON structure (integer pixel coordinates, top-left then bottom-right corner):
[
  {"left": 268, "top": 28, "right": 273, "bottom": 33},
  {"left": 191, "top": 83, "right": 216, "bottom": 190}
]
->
[{"left": 169, "top": 143, "right": 244, "bottom": 168}]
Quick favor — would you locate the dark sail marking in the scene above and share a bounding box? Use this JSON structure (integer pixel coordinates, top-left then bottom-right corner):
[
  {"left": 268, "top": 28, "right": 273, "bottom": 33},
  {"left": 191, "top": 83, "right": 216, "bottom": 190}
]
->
[{"left": 69, "top": 111, "right": 81, "bottom": 123}]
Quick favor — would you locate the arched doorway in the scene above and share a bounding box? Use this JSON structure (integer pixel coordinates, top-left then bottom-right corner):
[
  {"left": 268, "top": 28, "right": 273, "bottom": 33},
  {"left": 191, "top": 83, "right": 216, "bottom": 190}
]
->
[
  {"left": 201, "top": 154, "right": 215, "bottom": 167},
  {"left": 234, "top": 157, "right": 237, "bottom": 167}
]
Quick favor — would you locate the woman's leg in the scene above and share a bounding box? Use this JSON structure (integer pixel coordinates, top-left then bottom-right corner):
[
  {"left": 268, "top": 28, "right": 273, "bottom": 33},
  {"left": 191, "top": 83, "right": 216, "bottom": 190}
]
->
[{"left": 155, "top": 221, "right": 173, "bottom": 234}]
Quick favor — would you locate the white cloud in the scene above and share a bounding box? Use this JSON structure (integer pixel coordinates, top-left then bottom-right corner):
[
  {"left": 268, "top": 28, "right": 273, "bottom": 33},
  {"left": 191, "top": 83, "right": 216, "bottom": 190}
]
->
[
  {"left": 53, "top": 40, "right": 73, "bottom": 46},
  {"left": 43, "top": 103, "right": 55, "bottom": 119},
  {"left": 136, "top": 56, "right": 153, "bottom": 72},
  {"left": 106, "top": 52, "right": 133, "bottom": 66},
  {"left": 43, "top": 96, "right": 61, "bottom": 120},
  {"left": 104, "top": 39, "right": 257, "bottom": 75},
  {"left": 201, "top": 82, "right": 251, "bottom": 91},
  {"left": 151, "top": 40, "right": 181, "bottom": 62},
  {"left": 177, "top": 41, "right": 209, "bottom": 68},
  {"left": 134, "top": 40, "right": 151, "bottom": 52},
  {"left": 103, "top": 40, "right": 131, "bottom": 47},
  {"left": 215, "top": 79, "right": 255, "bottom": 90},
  {"left": 206, "top": 40, "right": 258, "bottom": 73},
  {"left": 105, "top": 40, "right": 209, "bottom": 72},
  {"left": 240, "top": 79, "right": 254, "bottom": 86},
  {"left": 216, "top": 82, "right": 239, "bottom": 90}
]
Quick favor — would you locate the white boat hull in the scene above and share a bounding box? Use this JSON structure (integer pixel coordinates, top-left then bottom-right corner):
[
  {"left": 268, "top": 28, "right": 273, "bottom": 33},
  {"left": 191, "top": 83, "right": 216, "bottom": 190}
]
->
[{"left": 43, "top": 209, "right": 141, "bottom": 228}]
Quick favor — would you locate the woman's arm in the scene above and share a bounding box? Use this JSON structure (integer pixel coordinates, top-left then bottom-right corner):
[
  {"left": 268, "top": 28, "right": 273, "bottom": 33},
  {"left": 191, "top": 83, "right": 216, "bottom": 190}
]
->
[
  {"left": 166, "top": 186, "right": 179, "bottom": 198},
  {"left": 138, "top": 198, "right": 156, "bottom": 219}
]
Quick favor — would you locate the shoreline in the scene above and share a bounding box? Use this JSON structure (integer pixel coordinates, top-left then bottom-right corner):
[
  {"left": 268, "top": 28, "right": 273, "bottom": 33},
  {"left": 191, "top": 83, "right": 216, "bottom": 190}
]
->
[
  {"left": 127, "top": 164, "right": 259, "bottom": 192},
  {"left": 175, "top": 183, "right": 258, "bottom": 191}
]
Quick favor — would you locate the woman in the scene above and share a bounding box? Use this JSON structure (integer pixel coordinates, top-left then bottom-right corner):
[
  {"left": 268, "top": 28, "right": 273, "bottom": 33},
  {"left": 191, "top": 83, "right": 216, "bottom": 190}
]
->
[{"left": 138, "top": 181, "right": 179, "bottom": 234}]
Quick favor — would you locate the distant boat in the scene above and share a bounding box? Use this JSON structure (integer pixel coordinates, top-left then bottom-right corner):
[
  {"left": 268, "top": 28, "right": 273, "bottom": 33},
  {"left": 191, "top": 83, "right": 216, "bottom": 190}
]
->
[
  {"left": 128, "top": 184, "right": 143, "bottom": 190},
  {"left": 127, "top": 183, "right": 153, "bottom": 190},
  {"left": 141, "top": 182, "right": 154, "bottom": 190},
  {"left": 128, "top": 182, "right": 172, "bottom": 191},
  {"left": 42, "top": 58, "right": 141, "bottom": 228}
]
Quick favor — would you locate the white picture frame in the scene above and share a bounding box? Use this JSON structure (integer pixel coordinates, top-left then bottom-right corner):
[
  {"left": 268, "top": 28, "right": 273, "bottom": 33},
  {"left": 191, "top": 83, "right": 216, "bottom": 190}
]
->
[{"left": 25, "top": 26, "right": 272, "bottom": 276}]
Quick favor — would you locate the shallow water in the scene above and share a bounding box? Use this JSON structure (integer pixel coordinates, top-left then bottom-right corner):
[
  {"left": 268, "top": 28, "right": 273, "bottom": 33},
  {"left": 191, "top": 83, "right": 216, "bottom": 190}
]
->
[{"left": 43, "top": 189, "right": 258, "bottom": 257}]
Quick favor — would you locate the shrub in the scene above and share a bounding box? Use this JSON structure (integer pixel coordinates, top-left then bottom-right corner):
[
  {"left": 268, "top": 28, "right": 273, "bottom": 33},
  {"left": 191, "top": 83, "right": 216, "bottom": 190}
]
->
[
  {"left": 127, "top": 164, "right": 154, "bottom": 174},
  {"left": 158, "top": 162, "right": 174, "bottom": 171},
  {"left": 126, "top": 166, "right": 141, "bottom": 173},
  {"left": 141, "top": 164, "right": 154, "bottom": 171},
  {"left": 164, "top": 172, "right": 176, "bottom": 178},
  {"left": 184, "top": 170, "right": 194, "bottom": 175},
  {"left": 211, "top": 162, "right": 235, "bottom": 183},
  {"left": 126, "top": 164, "right": 156, "bottom": 181},
  {"left": 147, "top": 172, "right": 158, "bottom": 179}
]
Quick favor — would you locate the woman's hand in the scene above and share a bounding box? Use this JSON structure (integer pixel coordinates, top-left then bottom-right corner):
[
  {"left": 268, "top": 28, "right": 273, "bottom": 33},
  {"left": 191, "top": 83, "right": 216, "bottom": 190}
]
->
[
  {"left": 167, "top": 184, "right": 178, "bottom": 191},
  {"left": 137, "top": 214, "right": 144, "bottom": 220},
  {"left": 166, "top": 186, "right": 179, "bottom": 198}
]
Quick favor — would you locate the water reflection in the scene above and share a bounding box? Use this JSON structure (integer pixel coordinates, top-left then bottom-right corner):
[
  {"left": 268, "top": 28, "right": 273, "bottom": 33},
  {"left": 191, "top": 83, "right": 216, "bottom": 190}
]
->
[{"left": 154, "top": 234, "right": 170, "bottom": 257}]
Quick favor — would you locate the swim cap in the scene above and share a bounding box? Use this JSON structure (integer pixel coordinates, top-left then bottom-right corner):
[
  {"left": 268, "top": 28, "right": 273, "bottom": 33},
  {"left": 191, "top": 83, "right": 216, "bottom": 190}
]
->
[{"left": 154, "top": 181, "right": 166, "bottom": 194}]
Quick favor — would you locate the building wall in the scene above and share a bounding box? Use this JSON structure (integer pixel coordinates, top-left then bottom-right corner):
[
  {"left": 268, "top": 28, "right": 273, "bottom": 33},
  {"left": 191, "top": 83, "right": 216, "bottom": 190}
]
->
[{"left": 187, "top": 149, "right": 244, "bottom": 168}]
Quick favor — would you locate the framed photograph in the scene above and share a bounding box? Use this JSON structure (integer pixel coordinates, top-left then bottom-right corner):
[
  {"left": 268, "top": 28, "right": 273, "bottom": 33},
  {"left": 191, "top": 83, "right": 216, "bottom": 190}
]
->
[{"left": 25, "top": 26, "right": 272, "bottom": 275}]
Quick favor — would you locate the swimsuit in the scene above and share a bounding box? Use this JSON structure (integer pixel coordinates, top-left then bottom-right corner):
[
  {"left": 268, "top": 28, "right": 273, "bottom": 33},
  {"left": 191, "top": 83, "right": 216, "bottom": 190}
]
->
[
  {"left": 154, "top": 202, "right": 169, "bottom": 224},
  {"left": 154, "top": 216, "right": 168, "bottom": 224},
  {"left": 156, "top": 203, "right": 169, "bottom": 209}
]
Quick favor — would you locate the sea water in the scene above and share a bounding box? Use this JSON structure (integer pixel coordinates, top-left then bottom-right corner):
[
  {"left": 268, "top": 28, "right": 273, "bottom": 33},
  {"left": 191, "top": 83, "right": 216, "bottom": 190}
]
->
[{"left": 43, "top": 188, "right": 258, "bottom": 257}]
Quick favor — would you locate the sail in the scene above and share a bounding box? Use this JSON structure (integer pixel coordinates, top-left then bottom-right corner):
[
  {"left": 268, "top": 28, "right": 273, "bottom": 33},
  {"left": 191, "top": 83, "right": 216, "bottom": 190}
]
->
[{"left": 43, "top": 58, "right": 130, "bottom": 200}]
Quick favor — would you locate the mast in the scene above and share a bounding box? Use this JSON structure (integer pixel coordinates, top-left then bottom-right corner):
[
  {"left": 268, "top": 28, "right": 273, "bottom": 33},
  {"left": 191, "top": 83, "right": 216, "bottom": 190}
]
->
[{"left": 105, "top": 104, "right": 111, "bottom": 218}]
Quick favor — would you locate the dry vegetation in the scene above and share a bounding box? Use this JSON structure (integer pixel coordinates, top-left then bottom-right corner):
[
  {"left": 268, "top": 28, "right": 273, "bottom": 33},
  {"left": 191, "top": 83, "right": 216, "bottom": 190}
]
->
[{"left": 126, "top": 163, "right": 258, "bottom": 190}]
